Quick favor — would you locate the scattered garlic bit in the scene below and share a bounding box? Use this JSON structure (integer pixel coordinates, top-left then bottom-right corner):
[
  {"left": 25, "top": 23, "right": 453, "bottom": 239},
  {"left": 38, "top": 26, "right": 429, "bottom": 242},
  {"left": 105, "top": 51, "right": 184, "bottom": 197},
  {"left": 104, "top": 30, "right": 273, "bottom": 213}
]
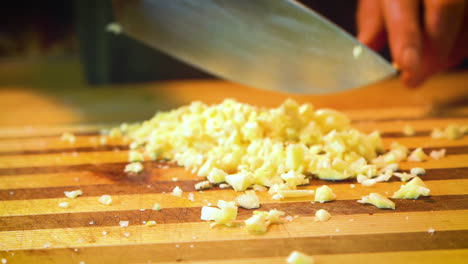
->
[
  {"left": 431, "top": 125, "right": 465, "bottom": 140},
  {"left": 431, "top": 128, "right": 445, "bottom": 139},
  {"left": 235, "top": 190, "right": 260, "bottom": 209},
  {"left": 315, "top": 209, "right": 331, "bottom": 222},
  {"left": 244, "top": 214, "right": 268, "bottom": 233},
  {"left": 171, "top": 186, "right": 183, "bottom": 197},
  {"left": 393, "top": 172, "right": 416, "bottom": 182},
  {"left": 60, "top": 132, "right": 76, "bottom": 144},
  {"left": 218, "top": 183, "right": 230, "bottom": 189},
  {"left": 430, "top": 149, "right": 446, "bottom": 160},
  {"left": 58, "top": 202, "right": 69, "bottom": 208},
  {"left": 392, "top": 177, "right": 430, "bottom": 199},
  {"left": 252, "top": 184, "right": 267, "bottom": 192},
  {"left": 1, "top": 258, "right": 6, "bottom": 264},
  {"left": 427, "top": 228, "right": 435, "bottom": 235},
  {"left": 314, "top": 185, "right": 336, "bottom": 203},
  {"left": 349, "top": 184, "right": 355, "bottom": 188},
  {"left": 171, "top": 177, "right": 178, "bottom": 182},
  {"left": 106, "top": 22, "right": 122, "bottom": 34},
  {"left": 374, "top": 169, "right": 393, "bottom": 182},
  {"left": 356, "top": 174, "right": 369, "bottom": 183},
  {"left": 407, "top": 148, "right": 427, "bottom": 162},
  {"left": 124, "top": 162, "right": 143, "bottom": 174},
  {"left": 445, "top": 124, "right": 463, "bottom": 140},
  {"left": 276, "top": 190, "right": 315, "bottom": 198},
  {"left": 145, "top": 221, "right": 157, "bottom": 226},
  {"left": 358, "top": 193, "right": 395, "bottom": 209},
  {"left": 116, "top": 99, "right": 387, "bottom": 191},
  {"left": 384, "top": 163, "right": 400, "bottom": 172},
  {"left": 225, "top": 171, "right": 253, "bottom": 191},
  {"left": 123, "top": 232, "right": 130, "bottom": 237},
  {"left": 128, "top": 150, "right": 144, "bottom": 162},
  {"left": 207, "top": 168, "right": 228, "bottom": 184},
  {"left": 188, "top": 193, "right": 195, "bottom": 202},
  {"left": 99, "top": 195, "right": 113, "bottom": 205},
  {"left": 372, "top": 142, "right": 408, "bottom": 167},
  {"left": 287, "top": 251, "right": 315, "bottom": 264},
  {"left": 200, "top": 200, "right": 238, "bottom": 226},
  {"left": 64, "top": 190, "right": 83, "bottom": 199},
  {"left": 152, "top": 203, "right": 161, "bottom": 211},
  {"left": 410, "top": 167, "right": 426, "bottom": 176},
  {"left": 119, "top": 221, "right": 129, "bottom": 227},
  {"left": 194, "top": 181, "right": 212, "bottom": 190},
  {"left": 403, "top": 125, "right": 415, "bottom": 136},
  {"left": 362, "top": 179, "right": 376, "bottom": 186},
  {"left": 245, "top": 209, "right": 285, "bottom": 233}
]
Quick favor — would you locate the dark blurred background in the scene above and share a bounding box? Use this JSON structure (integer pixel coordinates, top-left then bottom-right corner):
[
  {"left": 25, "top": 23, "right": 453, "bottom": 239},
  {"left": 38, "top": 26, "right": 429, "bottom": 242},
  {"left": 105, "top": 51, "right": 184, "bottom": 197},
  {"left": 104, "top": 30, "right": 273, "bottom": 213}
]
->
[{"left": 0, "top": 0, "right": 465, "bottom": 86}]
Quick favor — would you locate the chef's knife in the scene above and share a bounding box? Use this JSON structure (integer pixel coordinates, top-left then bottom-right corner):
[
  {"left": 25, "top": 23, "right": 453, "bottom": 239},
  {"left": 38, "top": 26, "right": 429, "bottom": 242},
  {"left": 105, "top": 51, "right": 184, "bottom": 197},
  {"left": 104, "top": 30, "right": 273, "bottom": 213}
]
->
[{"left": 113, "top": 0, "right": 397, "bottom": 94}]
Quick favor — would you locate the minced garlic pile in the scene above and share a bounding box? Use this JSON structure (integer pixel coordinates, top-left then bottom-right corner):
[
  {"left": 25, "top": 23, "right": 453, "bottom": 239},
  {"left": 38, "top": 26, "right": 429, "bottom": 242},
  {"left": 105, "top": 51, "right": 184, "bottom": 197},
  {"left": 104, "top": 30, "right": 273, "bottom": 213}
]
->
[{"left": 116, "top": 99, "right": 387, "bottom": 191}]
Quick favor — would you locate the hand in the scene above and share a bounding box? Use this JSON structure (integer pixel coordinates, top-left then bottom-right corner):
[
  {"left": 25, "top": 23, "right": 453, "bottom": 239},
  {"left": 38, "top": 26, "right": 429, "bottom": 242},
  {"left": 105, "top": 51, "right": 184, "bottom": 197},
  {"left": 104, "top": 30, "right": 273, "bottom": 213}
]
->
[{"left": 357, "top": 0, "right": 468, "bottom": 87}]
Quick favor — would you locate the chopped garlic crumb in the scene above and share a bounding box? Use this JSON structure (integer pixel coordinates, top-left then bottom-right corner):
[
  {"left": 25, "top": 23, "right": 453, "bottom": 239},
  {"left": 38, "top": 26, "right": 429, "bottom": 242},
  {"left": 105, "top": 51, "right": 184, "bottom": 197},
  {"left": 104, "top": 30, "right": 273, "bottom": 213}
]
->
[
  {"left": 60, "top": 132, "right": 76, "bottom": 144},
  {"left": 200, "top": 200, "right": 238, "bottom": 226},
  {"left": 58, "top": 202, "right": 69, "bottom": 208},
  {"left": 218, "top": 183, "right": 230, "bottom": 189},
  {"left": 235, "top": 190, "right": 260, "bottom": 209},
  {"left": 287, "top": 251, "right": 315, "bottom": 264},
  {"left": 392, "top": 177, "right": 430, "bottom": 199},
  {"left": 410, "top": 167, "right": 426, "bottom": 175},
  {"left": 64, "top": 190, "right": 83, "bottom": 199},
  {"left": 431, "top": 128, "right": 445, "bottom": 139},
  {"left": 195, "top": 181, "right": 212, "bottom": 190},
  {"left": 1, "top": 258, "right": 6, "bottom": 264},
  {"left": 428, "top": 228, "right": 435, "bottom": 234},
  {"left": 99, "top": 195, "right": 112, "bottom": 205},
  {"left": 119, "top": 221, "right": 129, "bottom": 227},
  {"left": 106, "top": 22, "right": 122, "bottom": 34},
  {"left": 314, "top": 185, "right": 336, "bottom": 203},
  {"left": 408, "top": 148, "right": 427, "bottom": 162},
  {"left": 188, "top": 193, "right": 195, "bottom": 202},
  {"left": 124, "top": 162, "right": 143, "bottom": 174},
  {"left": 394, "top": 172, "right": 416, "bottom": 182},
  {"left": 128, "top": 150, "right": 144, "bottom": 162},
  {"left": 358, "top": 193, "right": 395, "bottom": 209},
  {"left": 315, "top": 209, "right": 331, "bottom": 222},
  {"left": 252, "top": 184, "right": 267, "bottom": 192},
  {"left": 152, "top": 203, "right": 161, "bottom": 211},
  {"left": 430, "top": 149, "right": 446, "bottom": 160},
  {"left": 361, "top": 179, "right": 376, "bottom": 186},
  {"left": 403, "top": 125, "right": 415, "bottom": 136},
  {"left": 171, "top": 186, "right": 183, "bottom": 197},
  {"left": 145, "top": 221, "right": 157, "bottom": 226},
  {"left": 245, "top": 214, "right": 268, "bottom": 233}
]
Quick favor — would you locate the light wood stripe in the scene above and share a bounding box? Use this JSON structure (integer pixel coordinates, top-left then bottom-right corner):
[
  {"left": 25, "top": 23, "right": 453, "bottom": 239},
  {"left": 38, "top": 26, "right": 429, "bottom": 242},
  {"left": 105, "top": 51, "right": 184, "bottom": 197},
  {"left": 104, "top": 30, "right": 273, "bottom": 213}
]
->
[
  {"left": 0, "top": 124, "right": 109, "bottom": 139},
  {"left": 1, "top": 178, "right": 466, "bottom": 217},
  {"left": 155, "top": 249, "right": 468, "bottom": 264},
  {"left": 0, "top": 195, "right": 465, "bottom": 231},
  {"left": 0, "top": 144, "right": 467, "bottom": 169},
  {"left": 0, "top": 210, "right": 466, "bottom": 251},
  {"left": 2, "top": 235, "right": 467, "bottom": 264}
]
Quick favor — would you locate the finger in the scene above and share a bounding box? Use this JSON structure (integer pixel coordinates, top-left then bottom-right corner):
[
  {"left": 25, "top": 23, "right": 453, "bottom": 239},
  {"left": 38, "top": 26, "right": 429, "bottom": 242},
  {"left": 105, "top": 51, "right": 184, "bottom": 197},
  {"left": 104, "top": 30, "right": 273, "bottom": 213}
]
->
[
  {"left": 424, "top": 0, "right": 466, "bottom": 64},
  {"left": 381, "top": 0, "right": 423, "bottom": 86},
  {"left": 356, "top": 0, "right": 387, "bottom": 50}
]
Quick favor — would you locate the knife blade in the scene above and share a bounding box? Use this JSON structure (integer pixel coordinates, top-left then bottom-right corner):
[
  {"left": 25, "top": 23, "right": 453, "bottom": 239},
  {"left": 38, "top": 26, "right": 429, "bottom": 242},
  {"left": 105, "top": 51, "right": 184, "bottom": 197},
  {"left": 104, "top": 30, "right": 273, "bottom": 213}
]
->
[{"left": 113, "top": 0, "right": 396, "bottom": 94}]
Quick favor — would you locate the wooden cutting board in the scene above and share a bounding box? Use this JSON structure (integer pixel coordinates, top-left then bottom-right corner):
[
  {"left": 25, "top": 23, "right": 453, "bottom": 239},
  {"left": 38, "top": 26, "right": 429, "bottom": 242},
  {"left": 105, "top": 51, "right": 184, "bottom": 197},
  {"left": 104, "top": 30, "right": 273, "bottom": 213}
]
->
[{"left": 0, "top": 65, "right": 468, "bottom": 263}]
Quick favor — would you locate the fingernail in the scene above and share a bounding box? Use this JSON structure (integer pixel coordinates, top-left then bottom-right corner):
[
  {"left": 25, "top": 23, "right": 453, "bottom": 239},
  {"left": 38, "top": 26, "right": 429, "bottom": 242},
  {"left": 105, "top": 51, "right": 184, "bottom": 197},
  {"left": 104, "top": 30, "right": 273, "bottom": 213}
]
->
[{"left": 401, "top": 46, "right": 421, "bottom": 72}]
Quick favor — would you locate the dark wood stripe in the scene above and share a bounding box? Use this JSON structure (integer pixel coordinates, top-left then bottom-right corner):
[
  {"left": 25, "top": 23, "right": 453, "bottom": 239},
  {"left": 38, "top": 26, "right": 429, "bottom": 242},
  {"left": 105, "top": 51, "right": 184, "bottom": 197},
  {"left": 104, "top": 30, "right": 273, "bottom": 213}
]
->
[
  {"left": 0, "top": 143, "right": 467, "bottom": 176},
  {"left": 0, "top": 161, "right": 176, "bottom": 176},
  {"left": 0, "top": 195, "right": 466, "bottom": 231},
  {"left": 4, "top": 230, "right": 468, "bottom": 262},
  {"left": 1, "top": 166, "right": 467, "bottom": 201},
  {"left": 0, "top": 145, "right": 128, "bottom": 156},
  {"left": 381, "top": 131, "right": 430, "bottom": 137}
]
